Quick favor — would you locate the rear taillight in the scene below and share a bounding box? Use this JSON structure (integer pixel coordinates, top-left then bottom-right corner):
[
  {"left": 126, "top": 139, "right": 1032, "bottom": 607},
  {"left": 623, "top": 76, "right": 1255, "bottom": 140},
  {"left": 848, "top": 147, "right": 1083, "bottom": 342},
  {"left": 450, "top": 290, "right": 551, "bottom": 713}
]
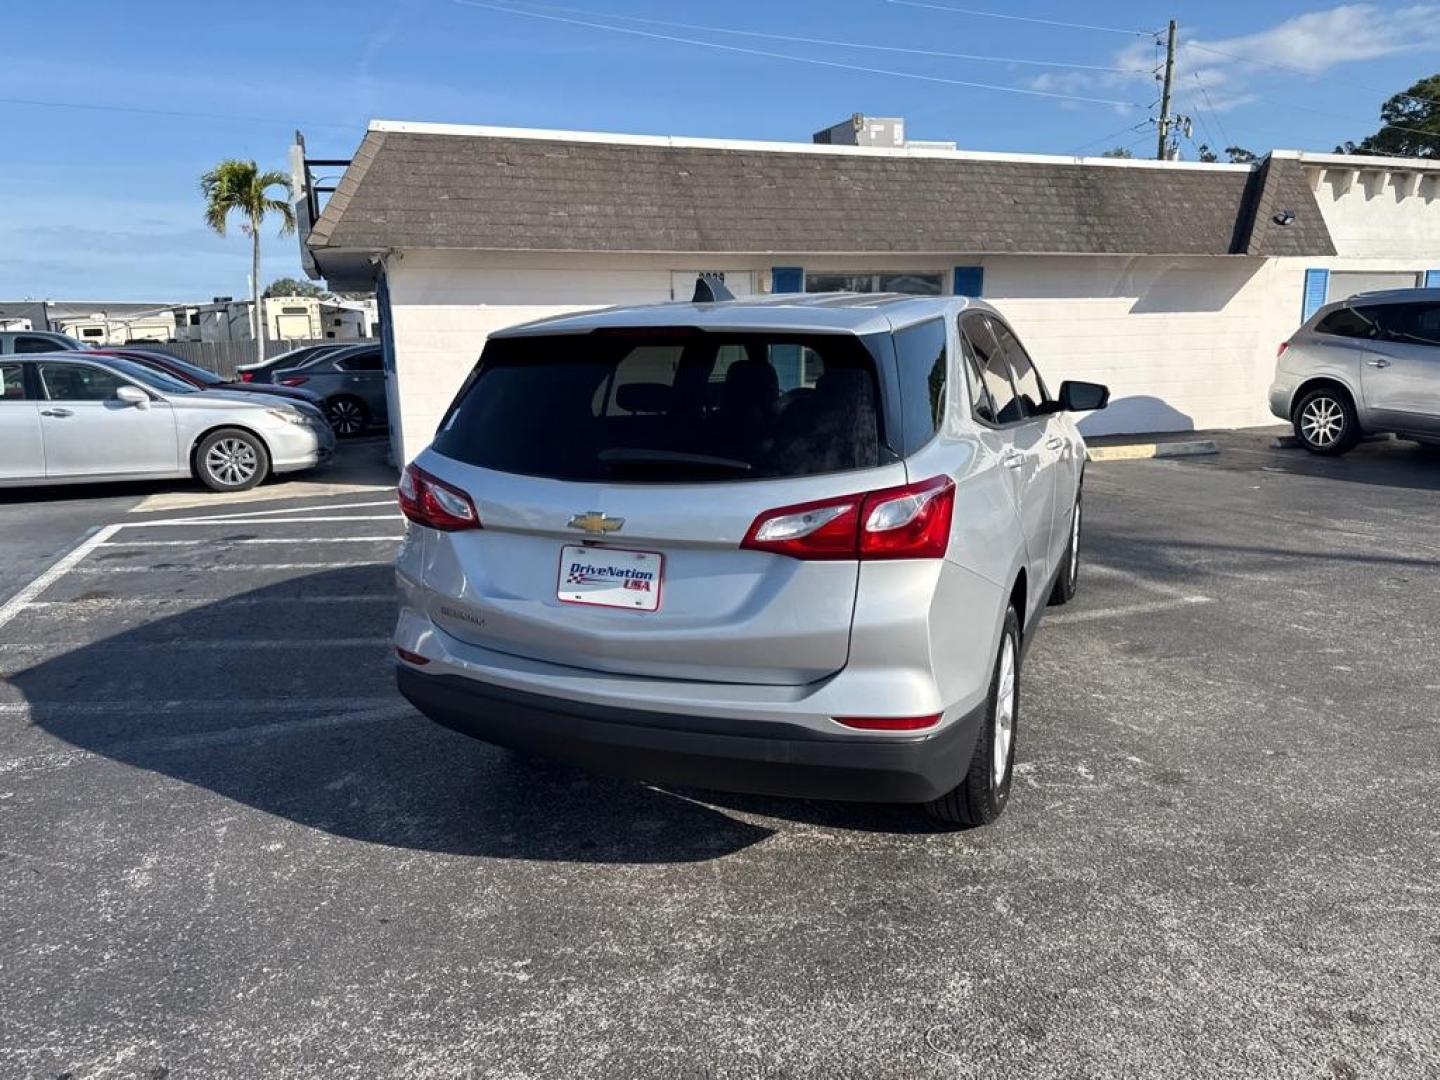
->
[
  {"left": 741, "top": 475, "right": 955, "bottom": 560},
  {"left": 239, "top": 371, "right": 254, "bottom": 382},
  {"left": 395, "top": 646, "right": 429, "bottom": 665},
  {"left": 279, "top": 375, "right": 308, "bottom": 386},
  {"left": 1277, "top": 342, "right": 1290, "bottom": 359},
  {"left": 397, "top": 464, "right": 481, "bottom": 531},
  {"left": 834, "top": 713, "right": 942, "bottom": 731}
]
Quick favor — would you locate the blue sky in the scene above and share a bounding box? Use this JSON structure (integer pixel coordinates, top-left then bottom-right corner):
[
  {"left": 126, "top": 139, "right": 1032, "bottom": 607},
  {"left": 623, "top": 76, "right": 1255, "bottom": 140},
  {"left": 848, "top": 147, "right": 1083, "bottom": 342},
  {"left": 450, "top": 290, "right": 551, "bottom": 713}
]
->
[{"left": 3, "top": 1, "right": 1436, "bottom": 301}]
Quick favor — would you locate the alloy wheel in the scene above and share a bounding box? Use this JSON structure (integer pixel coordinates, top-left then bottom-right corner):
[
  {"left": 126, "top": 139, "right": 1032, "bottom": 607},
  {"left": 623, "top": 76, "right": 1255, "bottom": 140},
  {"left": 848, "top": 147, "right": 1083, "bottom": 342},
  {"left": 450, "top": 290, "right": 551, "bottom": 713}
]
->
[
  {"left": 328, "top": 400, "right": 365, "bottom": 436},
  {"left": 1299, "top": 396, "right": 1344, "bottom": 448},
  {"left": 205, "top": 438, "right": 258, "bottom": 487},
  {"left": 993, "top": 633, "right": 1017, "bottom": 788},
  {"left": 1069, "top": 500, "right": 1081, "bottom": 587}
]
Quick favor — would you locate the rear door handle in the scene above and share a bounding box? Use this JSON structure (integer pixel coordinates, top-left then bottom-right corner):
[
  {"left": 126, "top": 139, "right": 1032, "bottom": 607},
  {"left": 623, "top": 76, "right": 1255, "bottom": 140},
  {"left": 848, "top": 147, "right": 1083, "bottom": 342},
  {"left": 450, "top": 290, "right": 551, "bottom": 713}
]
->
[
  {"left": 1366, "top": 358, "right": 1391, "bottom": 368},
  {"left": 40, "top": 408, "right": 73, "bottom": 418},
  {"left": 1001, "top": 449, "right": 1026, "bottom": 469},
  {"left": 1046, "top": 436, "right": 1065, "bottom": 451}
]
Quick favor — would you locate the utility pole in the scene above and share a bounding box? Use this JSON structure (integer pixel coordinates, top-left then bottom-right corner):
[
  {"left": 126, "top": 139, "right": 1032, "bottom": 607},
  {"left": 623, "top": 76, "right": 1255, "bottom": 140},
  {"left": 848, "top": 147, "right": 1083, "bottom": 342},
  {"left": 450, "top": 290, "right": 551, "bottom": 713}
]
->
[{"left": 1156, "top": 18, "right": 1177, "bottom": 160}]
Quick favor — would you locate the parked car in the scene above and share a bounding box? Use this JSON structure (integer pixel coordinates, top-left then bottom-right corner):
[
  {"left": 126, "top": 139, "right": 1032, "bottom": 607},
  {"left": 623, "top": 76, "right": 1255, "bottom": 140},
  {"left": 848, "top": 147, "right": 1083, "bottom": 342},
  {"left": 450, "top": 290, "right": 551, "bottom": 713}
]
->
[
  {"left": 236, "top": 342, "right": 350, "bottom": 384},
  {"left": 272, "top": 344, "right": 387, "bottom": 436},
  {"left": 0, "top": 330, "right": 82, "bottom": 354},
  {"left": 391, "top": 294, "right": 1108, "bottom": 826},
  {"left": 0, "top": 352, "right": 334, "bottom": 492},
  {"left": 1271, "top": 287, "right": 1440, "bottom": 455},
  {"left": 87, "top": 348, "right": 328, "bottom": 410}
]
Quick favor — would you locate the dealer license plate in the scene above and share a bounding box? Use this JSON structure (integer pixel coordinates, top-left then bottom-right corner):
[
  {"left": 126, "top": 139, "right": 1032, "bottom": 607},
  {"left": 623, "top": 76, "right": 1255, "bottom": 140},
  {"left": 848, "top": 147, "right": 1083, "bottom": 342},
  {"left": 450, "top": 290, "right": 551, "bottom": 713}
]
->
[{"left": 557, "top": 545, "right": 663, "bottom": 612}]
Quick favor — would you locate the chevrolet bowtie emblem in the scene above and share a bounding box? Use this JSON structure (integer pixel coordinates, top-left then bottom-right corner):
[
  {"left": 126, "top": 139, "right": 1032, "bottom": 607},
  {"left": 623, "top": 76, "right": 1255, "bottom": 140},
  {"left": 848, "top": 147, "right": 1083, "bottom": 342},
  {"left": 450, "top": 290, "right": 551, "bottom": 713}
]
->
[{"left": 567, "top": 511, "right": 625, "bottom": 535}]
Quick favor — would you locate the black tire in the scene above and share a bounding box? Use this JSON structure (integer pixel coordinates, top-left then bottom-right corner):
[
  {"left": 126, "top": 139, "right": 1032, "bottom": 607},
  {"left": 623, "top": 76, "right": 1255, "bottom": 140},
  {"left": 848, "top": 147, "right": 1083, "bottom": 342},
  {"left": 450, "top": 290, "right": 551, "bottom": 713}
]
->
[
  {"left": 195, "top": 428, "right": 269, "bottom": 492},
  {"left": 925, "top": 605, "right": 1020, "bottom": 827},
  {"left": 1048, "top": 492, "right": 1081, "bottom": 606},
  {"left": 326, "top": 395, "right": 370, "bottom": 437},
  {"left": 1293, "top": 386, "right": 1361, "bottom": 456}
]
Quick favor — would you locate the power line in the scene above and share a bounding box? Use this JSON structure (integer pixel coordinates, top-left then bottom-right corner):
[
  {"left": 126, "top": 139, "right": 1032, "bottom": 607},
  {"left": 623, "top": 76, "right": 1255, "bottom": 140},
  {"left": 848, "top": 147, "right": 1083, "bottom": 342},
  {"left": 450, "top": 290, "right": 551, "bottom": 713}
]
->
[
  {"left": 1191, "top": 72, "right": 1233, "bottom": 149},
  {"left": 454, "top": 0, "right": 1147, "bottom": 109},
  {"left": 1184, "top": 40, "right": 1440, "bottom": 109},
  {"left": 884, "top": 0, "right": 1159, "bottom": 38},
  {"left": 486, "top": 0, "right": 1151, "bottom": 74},
  {"left": 1071, "top": 119, "right": 1154, "bottom": 156}
]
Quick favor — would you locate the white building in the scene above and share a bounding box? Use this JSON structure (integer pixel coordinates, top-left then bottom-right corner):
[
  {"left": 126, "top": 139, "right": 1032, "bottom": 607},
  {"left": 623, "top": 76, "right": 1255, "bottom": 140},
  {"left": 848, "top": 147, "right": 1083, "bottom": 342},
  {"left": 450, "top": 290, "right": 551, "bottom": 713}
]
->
[{"left": 300, "top": 120, "right": 1440, "bottom": 465}]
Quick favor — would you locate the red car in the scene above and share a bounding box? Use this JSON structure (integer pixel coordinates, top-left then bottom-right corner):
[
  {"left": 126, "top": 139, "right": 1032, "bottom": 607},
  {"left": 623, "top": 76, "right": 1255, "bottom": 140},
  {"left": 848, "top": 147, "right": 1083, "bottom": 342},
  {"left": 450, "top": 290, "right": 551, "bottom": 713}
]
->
[{"left": 87, "top": 349, "right": 327, "bottom": 409}]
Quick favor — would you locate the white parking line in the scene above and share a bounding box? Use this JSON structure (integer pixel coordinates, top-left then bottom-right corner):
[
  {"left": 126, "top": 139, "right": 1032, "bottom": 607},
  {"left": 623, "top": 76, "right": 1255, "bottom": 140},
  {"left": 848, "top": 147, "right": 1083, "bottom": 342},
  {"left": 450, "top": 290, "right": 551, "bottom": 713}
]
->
[
  {"left": 0, "top": 638, "right": 389, "bottom": 652},
  {"left": 99, "top": 537, "right": 402, "bottom": 547},
  {"left": 1048, "top": 596, "right": 1213, "bottom": 625},
  {"left": 0, "top": 524, "right": 120, "bottom": 632},
  {"left": 157, "top": 499, "right": 396, "bottom": 520},
  {"left": 128, "top": 515, "right": 403, "bottom": 527},
  {"left": 24, "top": 596, "right": 394, "bottom": 611},
  {"left": 0, "top": 696, "right": 401, "bottom": 717},
  {"left": 1086, "top": 562, "right": 1207, "bottom": 601},
  {"left": 0, "top": 703, "right": 415, "bottom": 779},
  {"left": 69, "top": 562, "right": 386, "bottom": 573}
]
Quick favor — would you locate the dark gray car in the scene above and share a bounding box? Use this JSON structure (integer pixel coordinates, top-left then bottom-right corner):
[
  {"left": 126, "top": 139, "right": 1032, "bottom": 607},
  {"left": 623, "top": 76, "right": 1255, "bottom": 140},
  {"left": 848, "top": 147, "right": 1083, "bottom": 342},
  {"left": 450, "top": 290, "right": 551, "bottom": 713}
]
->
[
  {"left": 1, "top": 330, "right": 83, "bottom": 354},
  {"left": 273, "top": 344, "right": 387, "bottom": 436}
]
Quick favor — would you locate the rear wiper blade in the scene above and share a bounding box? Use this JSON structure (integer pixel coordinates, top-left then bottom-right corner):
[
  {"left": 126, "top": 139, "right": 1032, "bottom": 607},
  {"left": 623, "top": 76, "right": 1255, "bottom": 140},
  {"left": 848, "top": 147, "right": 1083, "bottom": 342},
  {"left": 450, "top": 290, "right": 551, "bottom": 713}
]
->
[{"left": 597, "top": 449, "right": 753, "bottom": 473}]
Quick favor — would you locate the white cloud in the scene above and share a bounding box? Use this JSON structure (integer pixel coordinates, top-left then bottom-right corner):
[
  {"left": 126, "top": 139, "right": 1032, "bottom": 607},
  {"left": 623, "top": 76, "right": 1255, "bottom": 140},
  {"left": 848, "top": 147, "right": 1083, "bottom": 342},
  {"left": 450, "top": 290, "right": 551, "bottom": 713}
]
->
[{"left": 1035, "top": 3, "right": 1440, "bottom": 115}]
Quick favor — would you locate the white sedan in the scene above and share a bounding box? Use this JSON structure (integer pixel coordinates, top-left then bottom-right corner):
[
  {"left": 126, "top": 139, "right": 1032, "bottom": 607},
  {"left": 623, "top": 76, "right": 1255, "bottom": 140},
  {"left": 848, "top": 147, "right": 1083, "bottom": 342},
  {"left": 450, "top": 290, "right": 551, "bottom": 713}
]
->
[{"left": 0, "top": 352, "right": 335, "bottom": 492}]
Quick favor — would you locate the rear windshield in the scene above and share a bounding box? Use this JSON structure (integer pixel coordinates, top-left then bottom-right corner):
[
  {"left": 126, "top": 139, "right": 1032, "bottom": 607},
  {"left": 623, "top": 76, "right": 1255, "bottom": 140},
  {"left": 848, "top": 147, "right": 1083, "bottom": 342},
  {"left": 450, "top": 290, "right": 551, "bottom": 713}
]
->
[{"left": 433, "top": 330, "right": 887, "bottom": 482}]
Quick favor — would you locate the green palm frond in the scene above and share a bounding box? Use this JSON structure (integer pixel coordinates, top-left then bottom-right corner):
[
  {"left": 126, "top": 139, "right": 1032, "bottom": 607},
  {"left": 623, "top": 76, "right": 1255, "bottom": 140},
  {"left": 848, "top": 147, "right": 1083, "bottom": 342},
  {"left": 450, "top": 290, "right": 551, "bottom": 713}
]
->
[{"left": 201, "top": 159, "right": 295, "bottom": 237}]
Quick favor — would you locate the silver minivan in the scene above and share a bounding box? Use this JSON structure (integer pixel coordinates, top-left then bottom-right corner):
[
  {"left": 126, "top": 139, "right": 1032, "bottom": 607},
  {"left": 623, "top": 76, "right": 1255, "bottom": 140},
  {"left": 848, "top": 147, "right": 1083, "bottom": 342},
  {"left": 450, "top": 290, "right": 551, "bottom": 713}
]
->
[
  {"left": 1270, "top": 287, "right": 1440, "bottom": 454},
  {"left": 393, "top": 294, "right": 1108, "bottom": 825}
]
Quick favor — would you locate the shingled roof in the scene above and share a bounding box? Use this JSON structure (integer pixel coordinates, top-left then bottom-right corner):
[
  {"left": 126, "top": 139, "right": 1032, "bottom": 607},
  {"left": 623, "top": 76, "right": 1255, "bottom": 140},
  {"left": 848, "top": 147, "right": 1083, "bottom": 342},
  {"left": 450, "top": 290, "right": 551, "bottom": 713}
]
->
[{"left": 308, "top": 123, "right": 1335, "bottom": 261}]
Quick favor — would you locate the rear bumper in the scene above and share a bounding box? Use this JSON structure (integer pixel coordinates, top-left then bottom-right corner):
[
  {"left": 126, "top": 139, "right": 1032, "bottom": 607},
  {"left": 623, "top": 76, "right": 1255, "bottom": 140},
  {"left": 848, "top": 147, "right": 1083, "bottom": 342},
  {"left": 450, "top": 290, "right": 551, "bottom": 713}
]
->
[
  {"left": 1268, "top": 381, "right": 1294, "bottom": 421},
  {"left": 397, "top": 664, "right": 983, "bottom": 803}
]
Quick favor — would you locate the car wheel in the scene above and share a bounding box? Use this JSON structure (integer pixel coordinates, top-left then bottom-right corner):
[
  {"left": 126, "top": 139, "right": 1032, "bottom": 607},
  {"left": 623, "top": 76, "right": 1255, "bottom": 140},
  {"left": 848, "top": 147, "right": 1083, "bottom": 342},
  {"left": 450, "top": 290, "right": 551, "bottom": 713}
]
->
[
  {"left": 1048, "top": 493, "right": 1081, "bottom": 606},
  {"left": 326, "top": 395, "right": 369, "bottom": 437},
  {"left": 1293, "top": 387, "right": 1360, "bottom": 456},
  {"left": 924, "top": 604, "right": 1020, "bottom": 827},
  {"left": 195, "top": 428, "right": 269, "bottom": 492}
]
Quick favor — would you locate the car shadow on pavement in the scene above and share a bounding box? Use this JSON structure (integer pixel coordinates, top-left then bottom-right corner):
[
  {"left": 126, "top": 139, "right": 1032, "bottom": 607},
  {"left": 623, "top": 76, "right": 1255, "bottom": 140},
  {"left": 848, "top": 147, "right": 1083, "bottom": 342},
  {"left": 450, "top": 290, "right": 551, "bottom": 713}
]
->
[{"left": 10, "top": 567, "right": 774, "bottom": 864}]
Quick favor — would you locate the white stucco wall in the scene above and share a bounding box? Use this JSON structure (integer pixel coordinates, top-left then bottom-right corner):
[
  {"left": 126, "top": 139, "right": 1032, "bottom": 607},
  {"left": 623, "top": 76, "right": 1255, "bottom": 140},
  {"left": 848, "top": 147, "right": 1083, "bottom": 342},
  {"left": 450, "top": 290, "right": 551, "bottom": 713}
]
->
[
  {"left": 382, "top": 243, "right": 1438, "bottom": 464},
  {"left": 1307, "top": 162, "right": 1440, "bottom": 259}
]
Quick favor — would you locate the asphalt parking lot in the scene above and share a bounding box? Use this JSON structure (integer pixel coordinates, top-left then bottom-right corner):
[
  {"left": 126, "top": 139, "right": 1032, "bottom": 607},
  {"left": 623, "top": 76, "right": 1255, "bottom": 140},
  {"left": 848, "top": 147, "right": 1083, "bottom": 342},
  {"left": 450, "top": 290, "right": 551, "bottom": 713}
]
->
[{"left": 2, "top": 430, "right": 1438, "bottom": 1079}]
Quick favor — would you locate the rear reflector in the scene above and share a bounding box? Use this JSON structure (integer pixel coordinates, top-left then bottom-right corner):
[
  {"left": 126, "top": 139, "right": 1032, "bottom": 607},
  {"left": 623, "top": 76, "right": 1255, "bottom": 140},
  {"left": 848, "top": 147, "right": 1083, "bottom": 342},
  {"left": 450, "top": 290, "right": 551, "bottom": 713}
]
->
[
  {"left": 398, "top": 464, "right": 481, "bottom": 531},
  {"left": 741, "top": 475, "right": 955, "bottom": 560},
  {"left": 834, "top": 713, "right": 942, "bottom": 731},
  {"left": 395, "top": 647, "right": 429, "bottom": 665}
]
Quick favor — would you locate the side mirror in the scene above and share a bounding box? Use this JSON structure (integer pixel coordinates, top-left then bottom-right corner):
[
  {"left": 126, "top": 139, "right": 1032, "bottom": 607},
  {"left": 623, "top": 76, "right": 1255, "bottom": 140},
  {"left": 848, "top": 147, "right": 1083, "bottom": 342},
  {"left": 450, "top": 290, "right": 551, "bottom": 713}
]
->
[
  {"left": 115, "top": 385, "right": 150, "bottom": 408},
  {"left": 1058, "top": 380, "right": 1109, "bottom": 412}
]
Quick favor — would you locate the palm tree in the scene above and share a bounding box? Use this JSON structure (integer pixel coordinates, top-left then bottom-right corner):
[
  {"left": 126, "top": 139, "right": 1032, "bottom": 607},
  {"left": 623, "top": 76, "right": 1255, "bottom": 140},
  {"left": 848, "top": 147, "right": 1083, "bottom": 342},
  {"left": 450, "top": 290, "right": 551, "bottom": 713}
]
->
[{"left": 200, "top": 160, "right": 295, "bottom": 366}]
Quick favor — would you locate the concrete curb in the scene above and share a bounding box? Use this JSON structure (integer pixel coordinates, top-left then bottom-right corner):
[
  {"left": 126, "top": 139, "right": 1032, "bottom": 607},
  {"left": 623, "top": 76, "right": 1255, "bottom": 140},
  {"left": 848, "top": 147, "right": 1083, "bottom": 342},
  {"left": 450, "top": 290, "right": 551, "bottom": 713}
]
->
[{"left": 1086, "top": 439, "right": 1219, "bottom": 463}]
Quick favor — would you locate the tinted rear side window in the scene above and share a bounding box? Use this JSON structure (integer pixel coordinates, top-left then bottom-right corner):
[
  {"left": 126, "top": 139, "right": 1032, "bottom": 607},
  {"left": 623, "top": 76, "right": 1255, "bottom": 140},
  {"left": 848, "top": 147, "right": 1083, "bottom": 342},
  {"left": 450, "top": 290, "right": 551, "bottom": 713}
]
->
[
  {"left": 1365, "top": 302, "right": 1440, "bottom": 346},
  {"left": 433, "top": 331, "right": 886, "bottom": 482},
  {"left": 963, "top": 318, "right": 1022, "bottom": 424},
  {"left": 893, "top": 318, "right": 947, "bottom": 455},
  {"left": 1315, "top": 307, "right": 1375, "bottom": 338}
]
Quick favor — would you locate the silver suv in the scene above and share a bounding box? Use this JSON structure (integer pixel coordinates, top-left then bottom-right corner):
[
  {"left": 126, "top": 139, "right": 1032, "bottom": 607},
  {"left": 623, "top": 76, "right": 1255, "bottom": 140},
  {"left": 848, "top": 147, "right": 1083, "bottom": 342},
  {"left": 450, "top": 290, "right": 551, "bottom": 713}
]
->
[
  {"left": 1270, "top": 287, "right": 1440, "bottom": 455},
  {"left": 393, "top": 294, "right": 1108, "bottom": 826}
]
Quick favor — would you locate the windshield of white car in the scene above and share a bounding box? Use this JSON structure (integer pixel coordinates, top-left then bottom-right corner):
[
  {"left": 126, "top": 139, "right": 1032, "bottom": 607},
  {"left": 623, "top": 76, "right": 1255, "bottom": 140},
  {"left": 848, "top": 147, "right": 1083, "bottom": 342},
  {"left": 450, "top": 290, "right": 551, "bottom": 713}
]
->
[{"left": 102, "top": 356, "right": 199, "bottom": 394}]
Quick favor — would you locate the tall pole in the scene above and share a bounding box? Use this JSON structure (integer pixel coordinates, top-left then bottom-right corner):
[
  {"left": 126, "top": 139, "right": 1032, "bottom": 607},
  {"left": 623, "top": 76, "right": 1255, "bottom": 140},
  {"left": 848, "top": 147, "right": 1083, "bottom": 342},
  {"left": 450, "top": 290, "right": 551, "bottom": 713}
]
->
[{"left": 1156, "top": 19, "right": 1177, "bottom": 160}]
